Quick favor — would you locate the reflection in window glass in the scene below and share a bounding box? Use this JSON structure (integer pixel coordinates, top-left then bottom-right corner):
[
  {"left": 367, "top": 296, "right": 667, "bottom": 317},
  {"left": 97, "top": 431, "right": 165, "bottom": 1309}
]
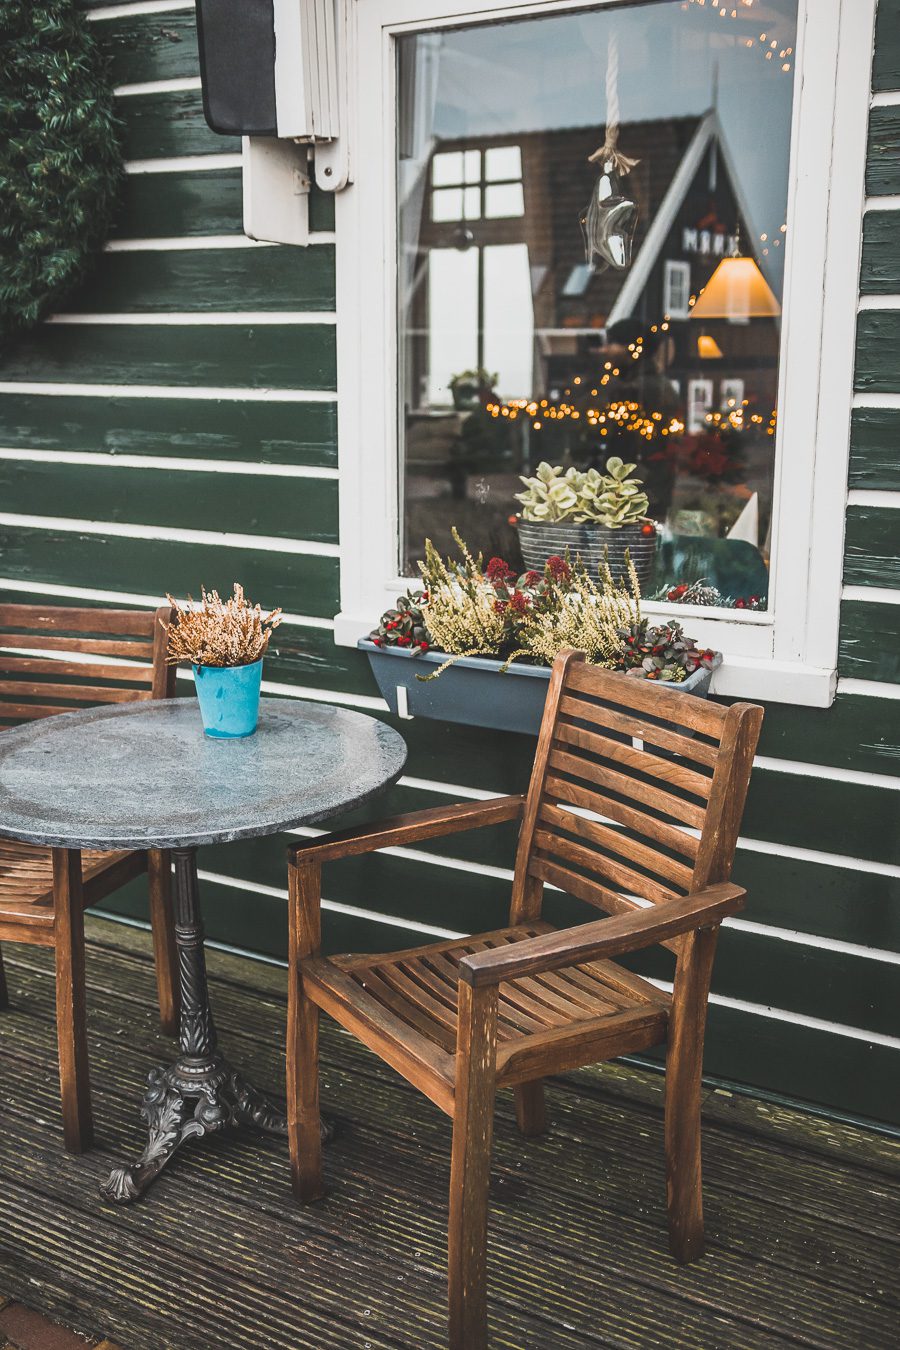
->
[{"left": 397, "top": 0, "right": 798, "bottom": 610}]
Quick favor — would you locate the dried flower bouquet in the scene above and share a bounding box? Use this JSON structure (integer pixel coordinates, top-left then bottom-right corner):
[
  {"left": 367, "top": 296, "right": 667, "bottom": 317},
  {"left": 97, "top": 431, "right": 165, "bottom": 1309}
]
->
[{"left": 164, "top": 584, "right": 282, "bottom": 668}]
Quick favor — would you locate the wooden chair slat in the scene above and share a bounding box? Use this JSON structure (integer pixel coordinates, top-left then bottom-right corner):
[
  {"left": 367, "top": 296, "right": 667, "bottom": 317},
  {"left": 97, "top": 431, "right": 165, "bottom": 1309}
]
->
[
  {"left": 533, "top": 828, "right": 680, "bottom": 907},
  {"left": 528, "top": 854, "right": 645, "bottom": 918},
  {"left": 0, "top": 681, "right": 150, "bottom": 704},
  {"left": 0, "top": 656, "right": 154, "bottom": 682},
  {"left": 557, "top": 693, "right": 719, "bottom": 765},
  {"left": 0, "top": 701, "right": 78, "bottom": 721},
  {"left": 421, "top": 953, "right": 548, "bottom": 1036},
  {"left": 539, "top": 801, "right": 695, "bottom": 891},
  {"left": 544, "top": 774, "right": 699, "bottom": 861},
  {"left": 548, "top": 747, "right": 707, "bottom": 829},
  {"left": 351, "top": 966, "right": 460, "bottom": 1053},
  {"left": 554, "top": 716, "right": 714, "bottom": 801},
  {"left": 0, "top": 604, "right": 157, "bottom": 635},
  {"left": 0, "top": 634, "right": 154, "bottom": 658},
  {"left": 496, "top": 1007, "right": 669, "bottom": 1088},
  {"left": 565, "top": 661, "right": 727, "bottom": 735}
]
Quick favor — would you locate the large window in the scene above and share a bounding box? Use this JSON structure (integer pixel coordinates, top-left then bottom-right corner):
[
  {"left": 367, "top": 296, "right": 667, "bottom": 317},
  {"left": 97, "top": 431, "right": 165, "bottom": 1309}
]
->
[
  {"left": 334, "top": 0, "right": 872, "bottom": 705},
  {"left": 397, "top": 1, "right": 798, "bottom": 611}
]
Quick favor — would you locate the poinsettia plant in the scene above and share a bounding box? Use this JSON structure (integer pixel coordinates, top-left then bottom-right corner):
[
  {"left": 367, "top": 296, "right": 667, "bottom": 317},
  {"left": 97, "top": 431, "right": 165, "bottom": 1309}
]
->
[{"left": 617, "top": 619, "right": 716, "bottom": 683}]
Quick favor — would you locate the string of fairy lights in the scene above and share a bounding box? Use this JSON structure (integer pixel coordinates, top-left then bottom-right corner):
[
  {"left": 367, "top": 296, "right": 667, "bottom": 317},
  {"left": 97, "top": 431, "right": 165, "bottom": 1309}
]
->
[
  {"left": 484, "top": 395, "right": 777, "bottom": 441},
  {"left": 682, "top": 0, "right": 794, "bottom": 75}
]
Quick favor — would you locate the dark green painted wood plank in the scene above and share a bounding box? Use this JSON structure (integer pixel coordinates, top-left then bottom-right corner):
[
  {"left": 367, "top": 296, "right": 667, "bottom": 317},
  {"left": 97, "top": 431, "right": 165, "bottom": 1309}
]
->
[
  {"left": 860, "top": 211, "right": 900, "bottom": 293},
  {"left": 102, "top": 8, "right": 198, "bottom": 87},
  {"left": 121, "top": 90, "right": 239, "bottom": 161},
  {"left": 0, "top": 324, "right": 336, "bottom": 389},
  {"left": 264, "top": 628, "right": 376, "bottom": 698},
  {"left": 843, "top": 505, "right": 900, "bottom": 587},
  {"left": 702, "top": 1005, "right": 900, "bottom": 1126},
  {"left": 849, "top": 407, "right": 900, "bottom": 489},
  {"left": 866, "top": 105, "right": 900, "bottom": 195},
  {"left": 65, "top": 244, "right": 335, "bottom": 313},
  {"left": 0, "top": 460, "right": 338, "bottom": 543},
  {"left": 873, "top": 0, "right": 900, "bottom": 92},
  {"left": 632, "top": 931, "right": 900, "bottom": 1040},
  {"left": 855, "top": 310, "right": 900, "bottom": 393},
  {"left": 112, "top": 167, "right": 243, "bottom": 237},
  {"left": 111, "top": 168, "right": 335, "bottom": 238},
  {"left": 732, "top": 850, "right": 900, "bottom": 952},
  {"left": 749, "top": 691, "right": 900, "bottom": 775},
  {"left": 0, "top": 392, "right": 337, "bottom": 467},
  {"left": 0, "top": 527, "right": 338, "bottom": 618},
  {"left": 839, "top": 600, "right": 900, "bottom": 683},
  {"left": 737, "top": 770, "right": 900, "bottom": 867}
]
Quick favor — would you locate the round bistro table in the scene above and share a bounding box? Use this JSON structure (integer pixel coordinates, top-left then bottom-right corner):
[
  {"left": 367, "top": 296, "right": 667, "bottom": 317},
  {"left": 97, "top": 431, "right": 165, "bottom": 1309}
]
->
[{"left": 0, "top": 697, "right": 407, "bottom": 1202}]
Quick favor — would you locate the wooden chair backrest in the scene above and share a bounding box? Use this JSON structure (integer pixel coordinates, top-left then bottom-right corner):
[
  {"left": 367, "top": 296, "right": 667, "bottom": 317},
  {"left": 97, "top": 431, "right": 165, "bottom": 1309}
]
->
[
  {"left": 511, "top": 650, "right": 763, "bottom": 927},
  {"left": 0, "top": 603, "right": 175, "bottom": 729}
]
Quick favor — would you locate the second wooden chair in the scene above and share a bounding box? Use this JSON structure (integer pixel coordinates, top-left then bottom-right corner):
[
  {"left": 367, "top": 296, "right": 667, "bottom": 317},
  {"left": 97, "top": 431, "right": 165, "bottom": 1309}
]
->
[
  {"left": 0, "top": 603, "right": 180, "bottom": 1151},
  {"left": 285, "top": 649, "right": 763, "bottom": 1349}
]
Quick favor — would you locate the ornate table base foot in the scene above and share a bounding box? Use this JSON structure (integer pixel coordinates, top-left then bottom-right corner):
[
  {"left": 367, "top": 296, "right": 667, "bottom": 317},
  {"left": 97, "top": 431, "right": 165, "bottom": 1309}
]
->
[{"left": 101, "top": 1056, "right": 288, "bottom": 1203}]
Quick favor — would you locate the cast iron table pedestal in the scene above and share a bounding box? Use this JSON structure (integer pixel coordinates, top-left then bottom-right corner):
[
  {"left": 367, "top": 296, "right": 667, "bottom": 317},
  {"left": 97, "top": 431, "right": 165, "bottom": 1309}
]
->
[
  {"left": 0, "top": 697, "right": 407, "bottom": 1204},
  {"left": 102, "top": 846, "right": 294, "bottom": 1202}
]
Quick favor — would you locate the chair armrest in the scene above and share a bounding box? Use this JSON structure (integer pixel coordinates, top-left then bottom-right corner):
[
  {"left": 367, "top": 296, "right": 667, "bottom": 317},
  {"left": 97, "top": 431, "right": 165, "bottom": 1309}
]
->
[
  {"left": 287, "top": 795, "right": 525, "bottom": 865},
  {"left": 458, "top": 883, "right": 746, "bottom": 988}
]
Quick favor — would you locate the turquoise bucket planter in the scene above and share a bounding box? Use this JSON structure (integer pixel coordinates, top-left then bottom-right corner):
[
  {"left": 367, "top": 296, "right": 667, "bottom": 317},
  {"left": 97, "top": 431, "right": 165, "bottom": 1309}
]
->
[{"left": 193, "top": 659, "right": 263, "bottom": 738}]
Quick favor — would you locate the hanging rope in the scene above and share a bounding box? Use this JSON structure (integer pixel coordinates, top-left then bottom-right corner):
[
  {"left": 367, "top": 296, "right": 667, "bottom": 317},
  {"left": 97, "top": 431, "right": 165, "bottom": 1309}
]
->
[{"left": 588, "top": 31, "right": 639, "bottom": 175}]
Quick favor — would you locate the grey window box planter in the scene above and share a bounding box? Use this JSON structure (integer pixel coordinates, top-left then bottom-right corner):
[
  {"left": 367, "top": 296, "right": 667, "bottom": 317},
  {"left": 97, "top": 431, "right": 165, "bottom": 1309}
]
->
[{"left": 359, "top": 640, "right": 722, "bottom": 737}]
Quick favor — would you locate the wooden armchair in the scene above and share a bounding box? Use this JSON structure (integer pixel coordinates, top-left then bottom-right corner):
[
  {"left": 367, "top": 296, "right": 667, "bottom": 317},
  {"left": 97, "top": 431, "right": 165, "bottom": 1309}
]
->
[
  {"left": 285, "top": 649, "right": 763, "bottom": 1348},
  {"left": 0, "top": 603, "right": 180, "bottom": 1152}
]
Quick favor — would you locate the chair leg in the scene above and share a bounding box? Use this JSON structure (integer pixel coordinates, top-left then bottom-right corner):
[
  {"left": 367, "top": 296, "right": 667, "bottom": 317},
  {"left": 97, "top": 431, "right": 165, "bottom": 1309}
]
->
[
  {"left": 147, "top": 849, "right": 179, "bottom": 1037},
  {"left": 53, "top": 849, "right": 94, "bottom": 1153},
  {"left": 665, "top": 926, "right": 718, "bottom": 1265},
  {"left": 287, "top": 972, "right": 324, "bottom": 1202},
  {"left": 448, "top": 982, "right": 498, "bottom": 1350},
  {"left": 0, "top": 944, "right": 8, "bottom": 1009},
  {"left": 514, "top": 1081, "right": 546, "bottom": 1137}
]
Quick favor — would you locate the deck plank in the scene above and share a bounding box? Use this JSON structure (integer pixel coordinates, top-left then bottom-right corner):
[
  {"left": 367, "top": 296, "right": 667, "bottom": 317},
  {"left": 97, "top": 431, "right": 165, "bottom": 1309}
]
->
[{"left": 0, "top": 919, "right": 897, "bottom": 1349}]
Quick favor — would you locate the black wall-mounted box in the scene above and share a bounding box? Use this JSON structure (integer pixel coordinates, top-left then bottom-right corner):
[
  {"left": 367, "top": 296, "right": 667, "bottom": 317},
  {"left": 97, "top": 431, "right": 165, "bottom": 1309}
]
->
[{"left": 195, "top": 0, "right": 278, "bottom": 136}]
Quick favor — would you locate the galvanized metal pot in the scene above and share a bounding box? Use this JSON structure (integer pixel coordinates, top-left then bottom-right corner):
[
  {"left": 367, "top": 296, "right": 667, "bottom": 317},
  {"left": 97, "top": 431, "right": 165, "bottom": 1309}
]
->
[{"left": 517, "top": 519, "right": 658, "bottom": 588}]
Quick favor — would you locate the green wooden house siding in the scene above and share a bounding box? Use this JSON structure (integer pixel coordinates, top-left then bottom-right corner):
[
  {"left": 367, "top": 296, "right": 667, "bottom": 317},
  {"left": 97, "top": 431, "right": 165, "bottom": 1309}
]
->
[{"left": 1, "top": 0, "right": 898, "bottom": 1126}]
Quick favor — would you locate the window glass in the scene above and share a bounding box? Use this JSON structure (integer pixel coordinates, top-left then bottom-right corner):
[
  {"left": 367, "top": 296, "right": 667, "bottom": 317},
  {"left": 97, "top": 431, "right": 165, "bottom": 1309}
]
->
[{"left": 397, "top": 0, "right": 798, "bottom": 611}]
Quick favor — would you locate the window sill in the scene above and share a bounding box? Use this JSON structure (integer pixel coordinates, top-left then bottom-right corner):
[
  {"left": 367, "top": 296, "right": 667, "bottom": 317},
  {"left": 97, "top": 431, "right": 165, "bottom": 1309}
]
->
[{"left": 333, "top": 611, "right": 837, "bottom": 707}]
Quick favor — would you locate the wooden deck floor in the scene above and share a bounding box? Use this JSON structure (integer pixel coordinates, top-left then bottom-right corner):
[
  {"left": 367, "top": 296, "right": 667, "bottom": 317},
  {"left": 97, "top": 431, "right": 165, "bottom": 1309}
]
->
[{"left": 0, "top": 918, "right": 897, "bottom": 1350}]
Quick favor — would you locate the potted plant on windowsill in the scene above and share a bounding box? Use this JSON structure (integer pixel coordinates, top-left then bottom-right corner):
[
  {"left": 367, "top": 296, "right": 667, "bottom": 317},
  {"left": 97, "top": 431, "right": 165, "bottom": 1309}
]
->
[
  {"left": 164, "top": 584, "right": 282, "bottom": 738},
  {"left": 516, "top": 456, "right": 658, "bottom": 588},
  {"left": 449, "top": 367, "right": 498, "bottom": 411},
  {"left": 358, "top": 532, "right": 720, "bottom": 736}
]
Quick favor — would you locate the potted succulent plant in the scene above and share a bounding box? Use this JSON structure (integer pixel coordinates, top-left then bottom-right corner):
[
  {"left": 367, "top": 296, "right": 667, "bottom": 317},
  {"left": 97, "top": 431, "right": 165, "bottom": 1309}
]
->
[
  {"left": 516, "top": 456, "right": 658, "bottom": 586},
  {"left": 164, "top": 583, "right": 282, "bottom": 738}
]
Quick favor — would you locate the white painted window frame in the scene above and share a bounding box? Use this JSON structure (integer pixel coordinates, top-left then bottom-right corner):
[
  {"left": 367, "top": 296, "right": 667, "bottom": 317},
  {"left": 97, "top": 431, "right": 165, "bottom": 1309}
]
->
[{"left": 333, "top": 0, "right": 875, "bottom": 707}]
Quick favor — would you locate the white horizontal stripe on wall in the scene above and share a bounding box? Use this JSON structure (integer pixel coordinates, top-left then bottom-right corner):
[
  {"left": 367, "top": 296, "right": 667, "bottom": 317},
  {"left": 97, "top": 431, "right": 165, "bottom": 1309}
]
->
[
  {"left": 858, "top": 295, "right": 900, "bottom": 311},
  {"left": 852, "top": 390, "right": 900, "bottom": 408},
  {"left": 105, "top": 234, "right": 336, "bottom": 251},
  {"left": 0, "top": 513, "right": 339, "bottom": 558},
  {"left": 0, "top": 577, "right": 334, "bottom": 629},
  {"left": 46, "top": 313, "right": 337, "bottom": 326},
  {"left": 125, "top": 154, "right": 244, "bottom": 175},
  {"left": 115, "top": 77, "right": 202, "bottom": 98},
  {"left": 846, "top": 489, "right": 900, "bottom": 508},
  {"left": 842, "top": 584, "right": 900, "bottom": 603},
  {"left": 88, "top": 0, "right": 192, "bottom": 19},
  {"left": 753, "top": 755, "right": 900, "bottom": 790},
  {"left": 871, "top": 90, "right": 900, "bottom": 107},
  {"left": 838, "top": 677, "right": 900, "bottom": 699},
  {"left": 0, "top": 382, "right": 337, "bottom": 403},
  {"left": 865, "top": 194, "right": 900, "bottom": 211},
  {"left": 0, "top": 448, "right": 338, "bottom": 479}
]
